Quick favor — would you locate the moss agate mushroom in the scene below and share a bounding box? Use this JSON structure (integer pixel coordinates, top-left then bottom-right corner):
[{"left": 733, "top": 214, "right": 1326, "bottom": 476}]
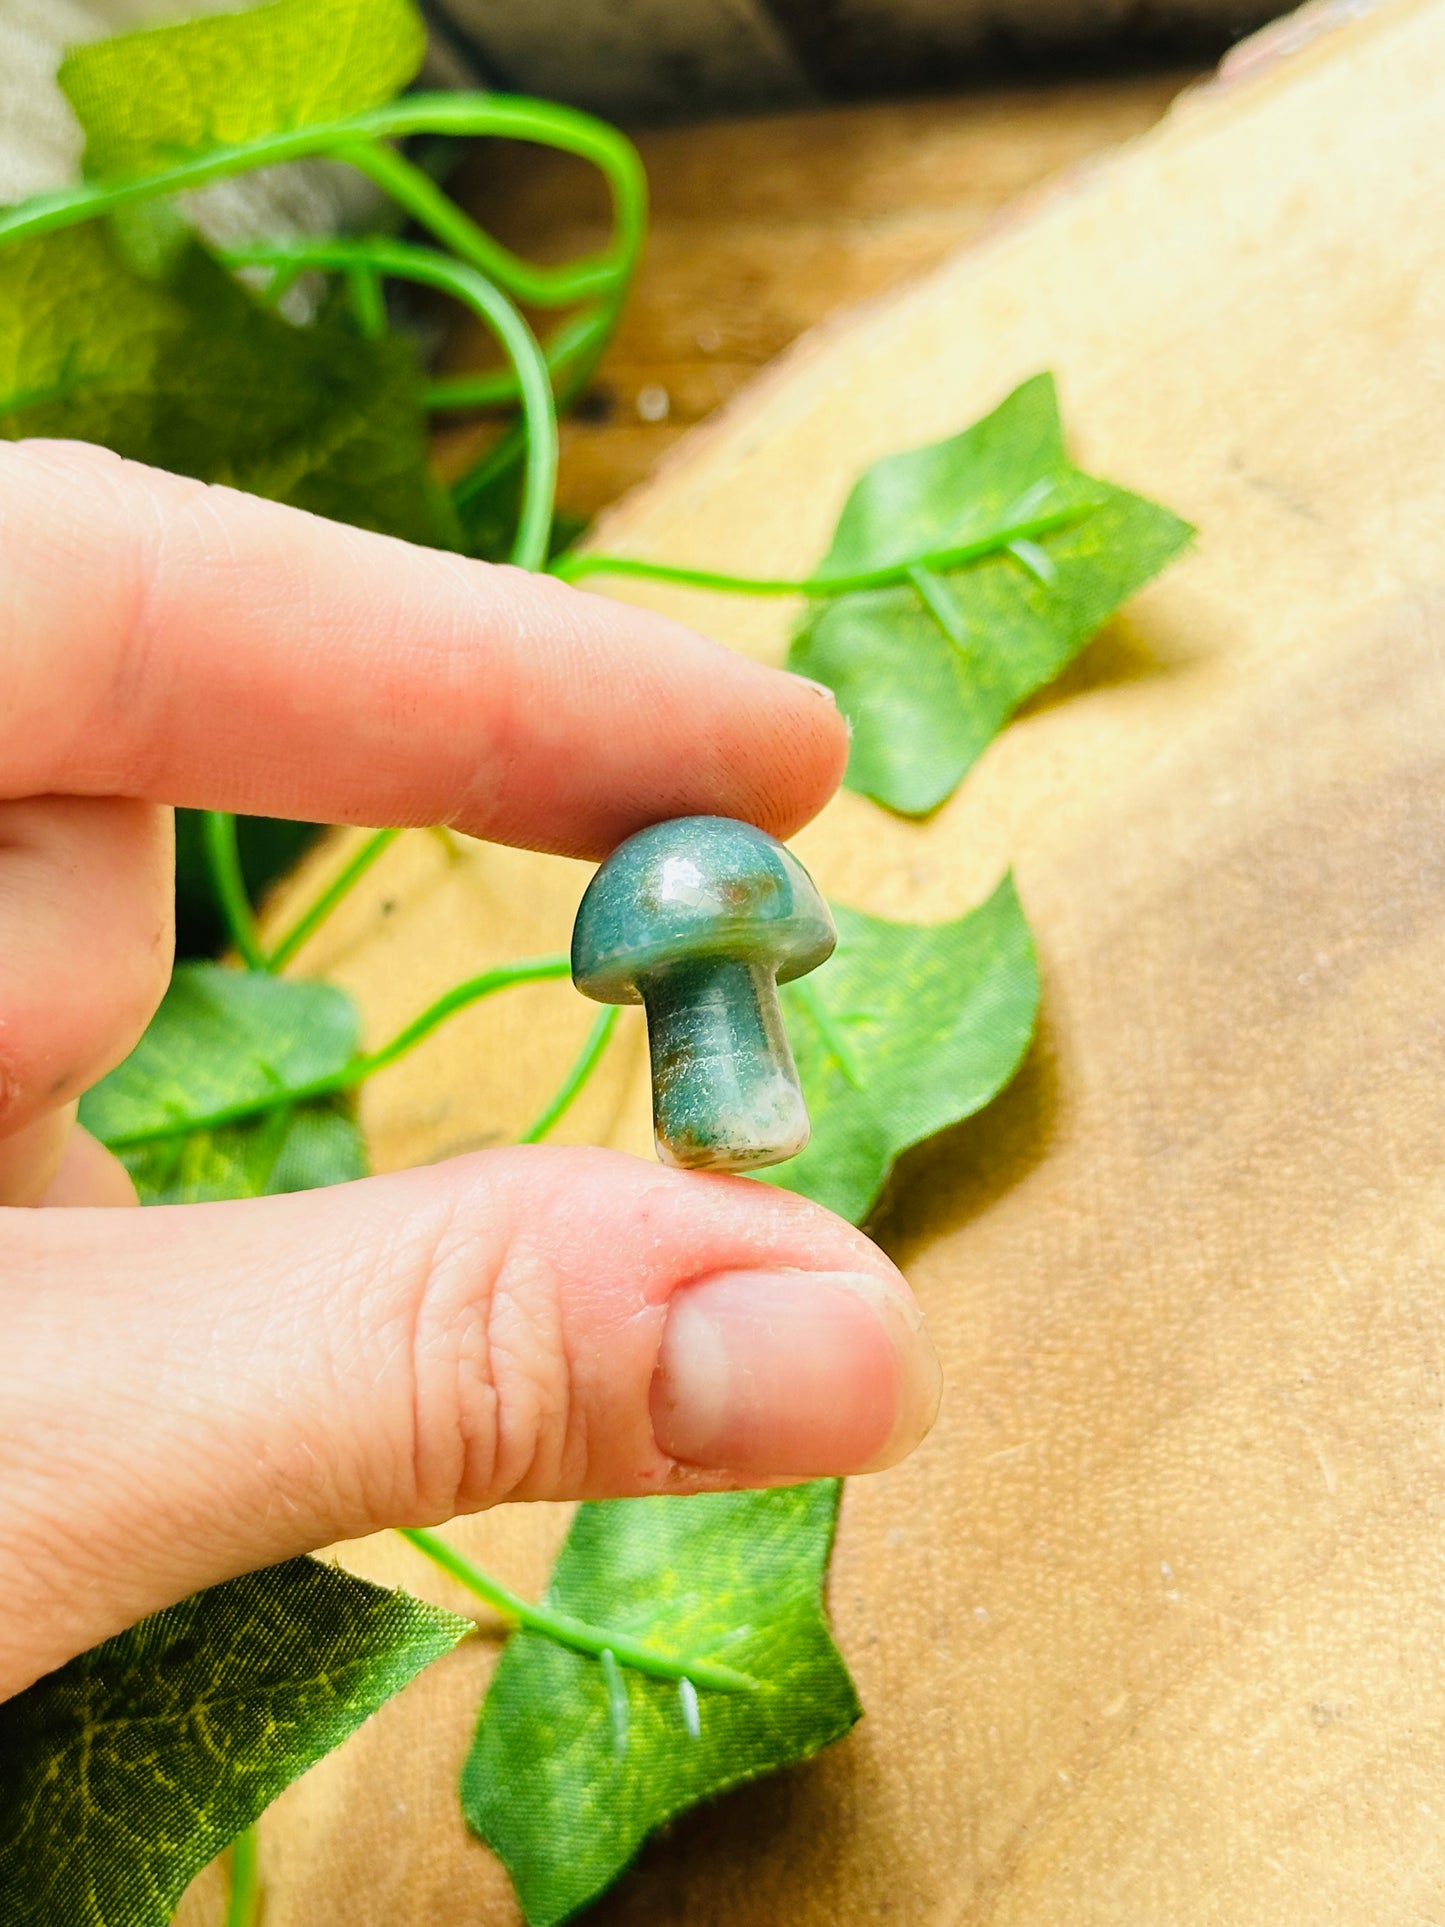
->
[{"left": 572, "top": 816, "right": 836, "bottom": 1173}]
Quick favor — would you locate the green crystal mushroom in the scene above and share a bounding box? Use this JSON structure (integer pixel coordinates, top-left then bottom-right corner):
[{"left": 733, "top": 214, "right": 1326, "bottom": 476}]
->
[{"left": 571, "top": 815, "right": 836, "bottom": 1173}]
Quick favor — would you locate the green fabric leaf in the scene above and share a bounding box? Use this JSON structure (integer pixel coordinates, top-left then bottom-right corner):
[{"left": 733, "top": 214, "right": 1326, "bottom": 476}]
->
[
  {"left": 767, "top": 876, "right": 1039, "bottom": 1224},
  {"left": 462, "top": 1484, "right": 859, "bottom": 1927},
  {"left": 59, "top": 0, "right": 427, "bottom": 182},
  {"left": 80, "top": 962, "right": 367, "bottom": 1204},
  {"left": 0, "top": 1559, "right": 471, "bottom": 1927},
  {"left": 0, "top": 223, "right": 459, "bottom": 548},
  {"left": 116, "top": 1102, "right": 368, "bottom": 1206},
  {"left": 81, "top": 962, "right": 359, "bottom": 1141},
  {"left": 788, "top": 374, "right": 1192, "bottom": 816}
]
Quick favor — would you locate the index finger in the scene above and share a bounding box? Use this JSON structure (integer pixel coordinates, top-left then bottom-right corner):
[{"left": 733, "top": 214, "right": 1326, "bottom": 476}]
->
[{"left": 0, "top": 441, "right": 847, "bottom": 858}]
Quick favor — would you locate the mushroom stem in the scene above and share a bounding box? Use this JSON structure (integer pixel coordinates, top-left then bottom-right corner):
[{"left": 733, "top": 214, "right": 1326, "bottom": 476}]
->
[{"left": 640, "top": 959, "right": 810, "bottom": 1173}]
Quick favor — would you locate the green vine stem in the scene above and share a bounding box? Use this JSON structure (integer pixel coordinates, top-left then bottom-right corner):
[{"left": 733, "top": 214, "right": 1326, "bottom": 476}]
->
[
  {"left": 0, "top": 95, "right": 646, "bottom": 536},
  {"left": 265, "top": 828, "right": 401, "bottom": 972},
  {"left": 339, "top": 125, "right": 644, "bottom": 511},
  {"left": 224, "top": 1825, "right": 260, "bottom": 1927},
  {"left": 345, "top": 259, "right": 387, "bottom": 340},
  {"left": 223, "top": 235, "right": 558, "bottom": 570},
  {"left": 425, "top": 302, "right": 611, "bottom": 414},
  {"left": 357, "top": 955, "right": 569, "bottom": 1079},
  {"left": 398, "top": 1526, "right": 758, "bottom": 1694},
  {"left": 521, "top": 1005, "right": 621, "bottom": 1143},
  {"left": 333, "top": 121, "right": 642, "bottom": 310},
  {"left": 201, "top": 812, "right": 268, "bottom": 972},
  {"left": 446, "top": 311, "right": 614, "bottom": 524},
  {"left": 0, "top": 94, "right": 646, "bottom": 310},
  {"left": 104, "top": 956, "right": 575, "bottom": 1147},
  {"left": 551, "top": 497, "right": 1093, "bottom": 600}
]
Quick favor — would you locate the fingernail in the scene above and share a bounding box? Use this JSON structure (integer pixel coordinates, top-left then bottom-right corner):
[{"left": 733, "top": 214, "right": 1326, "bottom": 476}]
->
[
  {"left": 651, "top": 1269, "right": 942, "bottom": 1478},
  {"left": 791, "top": 673, "right": 838, "bottom": 705}
]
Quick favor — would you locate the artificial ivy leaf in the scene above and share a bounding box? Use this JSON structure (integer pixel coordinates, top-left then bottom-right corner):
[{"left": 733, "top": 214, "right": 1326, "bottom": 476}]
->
[
  {"left": 59, "top": 0, "right": 427, "bottom": 182},
  {"left": 0, "top": 1559, "right": 471, "bottom": 1927},
  {"left": 788, "top": 374, "right": 1192, "bottom": 816},
  {"left": 463, "top": 1484, "right": 859, "bottom": 1927},
  {"left": 0, "top": 222, "right": 459, "bottom": 548},
  {"left": 117, "top": 1102, "right": 368, "bottom": 1206},
  {"left": 80, "top": 962, "right": 367, "bottom": 1205},
  {"left": 81, "top": 962, "right": 359, "bottom": 1141},
  {"left": 767, "top": 875, "right": 1039, "bottom": 1224}
]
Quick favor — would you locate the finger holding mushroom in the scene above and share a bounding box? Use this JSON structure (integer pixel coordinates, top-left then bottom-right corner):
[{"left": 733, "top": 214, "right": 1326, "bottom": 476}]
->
[{"left": 571, "top": 815, "right": 836, "bottom": 1172}]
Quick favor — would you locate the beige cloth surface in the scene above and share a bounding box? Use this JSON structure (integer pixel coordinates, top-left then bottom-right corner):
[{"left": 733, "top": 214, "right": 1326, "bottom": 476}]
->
[{"left": 178, "top": 0, "right": 1445, "bottom": 1917}]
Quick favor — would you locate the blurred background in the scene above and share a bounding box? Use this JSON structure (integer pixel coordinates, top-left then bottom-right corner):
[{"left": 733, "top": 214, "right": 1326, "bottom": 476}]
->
[
  {"left": 0, "top": 0, "right": 1292, "bottom": 522},
  {"left": 2, "top": 0, "right": 1284, "bottom": 141},
  {"left": 418, "top": 0, "right": 1271, "bottom": 116}
]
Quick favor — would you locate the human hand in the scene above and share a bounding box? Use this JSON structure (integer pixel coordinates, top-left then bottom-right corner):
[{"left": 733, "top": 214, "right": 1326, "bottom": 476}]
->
[{"left": 0, "top": 442, "right": 942, "bottom": 1699}]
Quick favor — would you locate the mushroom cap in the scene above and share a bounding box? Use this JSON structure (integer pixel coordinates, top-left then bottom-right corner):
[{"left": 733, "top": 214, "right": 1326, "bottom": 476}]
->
[{"left": 572, "top": 815, "right": 836, "bottom": 1005}]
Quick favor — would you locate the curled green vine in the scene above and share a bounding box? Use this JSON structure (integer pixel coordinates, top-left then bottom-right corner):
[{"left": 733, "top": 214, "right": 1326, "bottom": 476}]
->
[
  {"left": 220, "top": 234, "right": 559, "bottom": 568},
  {"left": 201, "top": 811, "right": 268, "bottom": 972},
  {"left": 521, "top": 1005, "right": 622, "bottom": 1143},
  {"left": 0, "top": 93, "right": 646, "bottom": 311}
]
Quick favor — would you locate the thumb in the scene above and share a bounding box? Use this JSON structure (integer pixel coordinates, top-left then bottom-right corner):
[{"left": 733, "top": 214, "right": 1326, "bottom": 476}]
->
[{"left": 0, "top": 1148, "right": 941, "bottom": 1695}]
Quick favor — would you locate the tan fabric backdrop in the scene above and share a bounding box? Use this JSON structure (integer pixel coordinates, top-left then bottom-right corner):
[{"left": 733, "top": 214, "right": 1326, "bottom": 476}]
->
[{"left": 179, "top": 0, "right": 1445, "bottom": 1917}]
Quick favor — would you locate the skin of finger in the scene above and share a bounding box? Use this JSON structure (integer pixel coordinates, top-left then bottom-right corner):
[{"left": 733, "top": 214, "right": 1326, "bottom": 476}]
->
[
  {"left": 0, "top": 442, "right": 848, "bottom": 857},
  {"left": 34, "top": 1125, "right": 139, "bottom": 1208},
  {"left": 0, "top": 796, "right": 173, "bottom": 1172},
  {"left": 0, "top": 1147, "right": 920, "bottom": 1695},
  {"left": 0, "top": 1106, "right": 79, "bottom": 1206}
]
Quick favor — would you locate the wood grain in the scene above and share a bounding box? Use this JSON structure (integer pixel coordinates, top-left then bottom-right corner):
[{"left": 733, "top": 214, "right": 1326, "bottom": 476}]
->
[{"left": 185, "top": 0, "right": 1445, "bottom": 1920}]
